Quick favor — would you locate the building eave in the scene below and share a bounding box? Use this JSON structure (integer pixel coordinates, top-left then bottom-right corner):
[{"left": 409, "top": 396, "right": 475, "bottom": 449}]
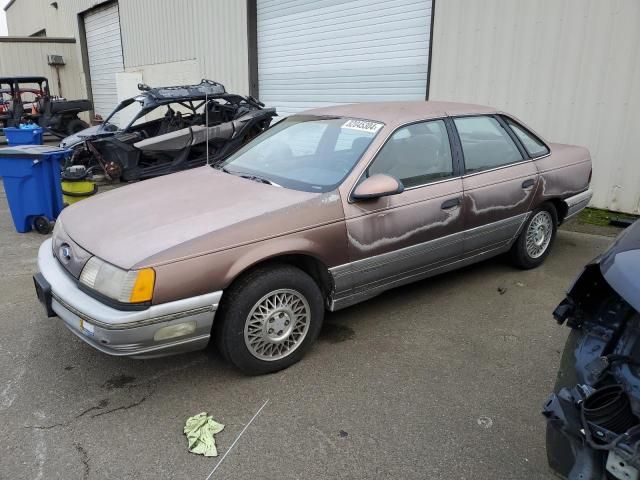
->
[
  {"left": 0, "top": 36, "right": 76, "bottom": 43},
  {"left": 3, "top": 0, "right": 17, "bottom": 12}
]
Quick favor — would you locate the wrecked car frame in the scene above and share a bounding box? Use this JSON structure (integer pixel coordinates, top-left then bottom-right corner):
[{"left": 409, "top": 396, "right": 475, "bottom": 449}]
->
[
  {"left": 61, "top": 79, "right": 276, "bottom": 181},
  {"left": 545, "top": 219, "right": 640, "bottom": 480}
]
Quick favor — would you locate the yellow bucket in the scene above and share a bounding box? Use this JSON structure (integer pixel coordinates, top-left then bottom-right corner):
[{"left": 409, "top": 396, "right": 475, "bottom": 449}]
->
[{"left": 61, "top": 180, "right": 98, "bottom": 205}]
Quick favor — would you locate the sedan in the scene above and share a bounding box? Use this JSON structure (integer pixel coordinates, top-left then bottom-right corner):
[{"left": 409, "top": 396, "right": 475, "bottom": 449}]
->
[{"left": 34, "top": 101, "right": 593, "bottom": 374}]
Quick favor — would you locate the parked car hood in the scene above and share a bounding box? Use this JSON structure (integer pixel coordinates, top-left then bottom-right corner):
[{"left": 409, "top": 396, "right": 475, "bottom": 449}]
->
[
  {"left": 58, "top": 167, "right": 344, "bottom": 270},
  {"left": 599, "top": 219, "right": 640, "bottom": 312}
]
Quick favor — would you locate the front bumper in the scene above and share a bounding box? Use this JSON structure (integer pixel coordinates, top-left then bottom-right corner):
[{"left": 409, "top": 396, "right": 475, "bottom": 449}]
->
[{"left": 36, "top": 239, "right": 222, "bottom": 359}]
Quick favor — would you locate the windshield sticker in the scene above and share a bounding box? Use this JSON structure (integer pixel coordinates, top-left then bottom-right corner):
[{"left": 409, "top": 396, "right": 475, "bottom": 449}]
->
[{"left": 341, "top": 119, "right": 383, "bottom": 133}]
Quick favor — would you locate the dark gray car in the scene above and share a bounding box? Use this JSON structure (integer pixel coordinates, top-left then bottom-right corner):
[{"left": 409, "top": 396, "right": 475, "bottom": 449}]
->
[{"left": 545, "top": 219, "right": 640, "bottom": 480}]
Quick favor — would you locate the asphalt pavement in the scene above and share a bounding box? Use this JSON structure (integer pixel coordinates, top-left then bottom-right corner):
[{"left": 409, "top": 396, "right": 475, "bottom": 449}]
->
[{"left": 0, "top": 188, "right": 616, "bottom": 479}]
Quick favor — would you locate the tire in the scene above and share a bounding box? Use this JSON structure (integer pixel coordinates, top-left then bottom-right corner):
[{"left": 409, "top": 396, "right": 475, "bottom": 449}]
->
[
  {"left": 510, "top": 203, "right": 558, "bottom": 269},
  {"left": 66, "top": 118, "right": 89, "bottom": 135},
  {"left": 33, "top": 216, "right": 53, "bottom": 235},
  {"left": 214, "top": 264, "right": 324, "bottom": 375}
]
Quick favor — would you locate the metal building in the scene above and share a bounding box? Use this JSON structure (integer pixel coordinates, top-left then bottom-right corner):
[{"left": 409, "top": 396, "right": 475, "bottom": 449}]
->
[
  {"left": 3, "top": 0, "right": 639, "bottom": 213},
  {"left": 428, "top": 0, "right": 640, "bottom": 215},
  {"left": 0, "top": 36, "right": 85, "bottom": 100},
  {"left": 5, "top": 0, "right": 251, "bottom": 119}
]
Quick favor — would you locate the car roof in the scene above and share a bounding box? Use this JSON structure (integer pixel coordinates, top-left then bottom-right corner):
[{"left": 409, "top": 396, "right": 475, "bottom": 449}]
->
[
  {"left": 0, "top": 76, "right": 47, "bottom": 83},
  {"left": 303, "top": 101, "right": 497, "bottom": 126}
]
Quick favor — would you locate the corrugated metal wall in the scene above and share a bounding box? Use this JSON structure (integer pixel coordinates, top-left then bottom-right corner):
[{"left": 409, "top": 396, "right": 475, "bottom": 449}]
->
[
  {"left": 429, "top": 0, "right": 640, "bottom": 214},
  {"left": 5, "top": 0, "right": 76, "bottom": 37},
  {"left": 0, "top": 39, "right": 85, "bottom": 100},
  {"left": 120, "top": 0, "right": 249, "bottom": 93},
  {"left": 6, "top": 0, "right": 250, "bottom": 94}
]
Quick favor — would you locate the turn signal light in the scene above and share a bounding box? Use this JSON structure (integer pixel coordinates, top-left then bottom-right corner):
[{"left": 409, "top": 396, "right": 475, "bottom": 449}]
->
[{"left": 129, "top": 268, "right": 155, "bottom": 303}]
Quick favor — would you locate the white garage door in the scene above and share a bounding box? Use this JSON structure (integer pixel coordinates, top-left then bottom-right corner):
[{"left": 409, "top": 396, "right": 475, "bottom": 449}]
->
[
  {"left": 257, "top": 0, "right": 432, "bottom": 117},
  {"left": 84, "top": 2, "right": 124, "bottom": 122}
]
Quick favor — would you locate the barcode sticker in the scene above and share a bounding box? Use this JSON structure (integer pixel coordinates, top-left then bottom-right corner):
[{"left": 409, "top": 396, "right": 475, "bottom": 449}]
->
[{"left": 341, "top": 119, "right": 383, "bottom": 133}]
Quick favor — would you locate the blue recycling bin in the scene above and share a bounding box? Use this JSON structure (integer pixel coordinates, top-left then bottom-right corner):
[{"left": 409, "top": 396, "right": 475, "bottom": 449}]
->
[
  {"left": 0, "top": 145, "right": 66, "bottom": 233},
  {"left": 3, "top": 127, "right": 44, "bottom": 146}
]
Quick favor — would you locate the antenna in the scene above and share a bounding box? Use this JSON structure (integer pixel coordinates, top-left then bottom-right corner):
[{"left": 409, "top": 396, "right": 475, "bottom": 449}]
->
[{"left": 205, "top": 92, "right": 210, "bottom": 165}]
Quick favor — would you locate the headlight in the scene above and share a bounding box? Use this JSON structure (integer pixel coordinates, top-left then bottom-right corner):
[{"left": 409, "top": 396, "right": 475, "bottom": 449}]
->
[{"left": 79, "top": 257, "right": 155, "bottom": 304}]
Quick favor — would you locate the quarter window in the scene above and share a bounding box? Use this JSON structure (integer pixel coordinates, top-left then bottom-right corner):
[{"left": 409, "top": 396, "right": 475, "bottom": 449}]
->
[
  {"left": 454, "top": 116, "right": 524, "bottom": 173},
  {"left": 367, "top": 120, "right": 453, "bottom": 188},
  {"left": 504, "top": 118, "right": 550, "bottom": 157}
]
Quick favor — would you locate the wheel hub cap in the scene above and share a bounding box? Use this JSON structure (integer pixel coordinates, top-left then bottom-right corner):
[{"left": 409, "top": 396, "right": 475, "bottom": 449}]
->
[
  {"left": 525, "top": 211, "right": 553, "bottom": 259},
  {"left": 244, "top": 289, "right": 310, "bottom": 361},
  {"left": 266, "top": 310, "right": 293, "bottom": 341}
]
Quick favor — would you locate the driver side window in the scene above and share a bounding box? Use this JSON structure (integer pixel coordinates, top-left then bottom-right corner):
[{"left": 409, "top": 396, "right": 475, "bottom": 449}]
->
[{"left": 367, "top": 120, "right": 453, "bottom": 188}]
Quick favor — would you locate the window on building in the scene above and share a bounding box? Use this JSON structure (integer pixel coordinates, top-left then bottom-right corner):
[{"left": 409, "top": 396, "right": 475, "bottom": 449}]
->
[
  {"left": 454, "top": 116, "right": 523, "bottom": 173},
  {"left": 504, "top": 118, "right": 550, "bottom": 157},
  {"left": 367, "top": 120, "right": 453, "bottom": 188}
]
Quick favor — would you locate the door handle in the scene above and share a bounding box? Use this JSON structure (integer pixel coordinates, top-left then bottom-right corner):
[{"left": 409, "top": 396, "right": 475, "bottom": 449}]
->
[
  {"left": 522, "top": 179, "right": 535, "bottom": 189},
  {"left": 441, "top": 197, "right": 461, "bottom": 210}
]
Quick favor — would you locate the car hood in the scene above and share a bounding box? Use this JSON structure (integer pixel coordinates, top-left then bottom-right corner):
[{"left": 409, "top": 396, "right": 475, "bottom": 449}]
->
[
  {"left": 60, "top": 124, "right": 116, "bottom": 148},
  {"left": 600, "top": 219, "right": 640, "bottom": 312},
  {"left": 58, "top": 167, "right": 345, "bottom": 270}
]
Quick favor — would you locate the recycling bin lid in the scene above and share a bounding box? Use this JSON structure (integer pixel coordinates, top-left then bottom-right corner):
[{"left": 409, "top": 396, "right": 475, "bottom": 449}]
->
[{"left": 0, "top": 145, "right": 68, "bottom": 158}]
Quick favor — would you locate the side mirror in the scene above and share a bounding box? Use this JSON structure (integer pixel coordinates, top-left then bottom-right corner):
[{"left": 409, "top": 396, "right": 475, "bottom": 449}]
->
[{"left": 352, "top": 174, "right": 404, "bottom": 201}]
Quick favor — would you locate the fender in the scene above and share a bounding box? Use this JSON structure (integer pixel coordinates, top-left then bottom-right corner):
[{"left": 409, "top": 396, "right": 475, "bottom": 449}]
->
[{"left": 151, "top": 220, "right": 348, "bottom": 304}]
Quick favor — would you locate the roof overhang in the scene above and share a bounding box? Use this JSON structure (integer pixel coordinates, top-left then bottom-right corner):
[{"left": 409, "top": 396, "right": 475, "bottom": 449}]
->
[
  {"left": 0, "top": 36, "right": 76, "bottom": 43},
  {"left": 4, "top": 0, "right": 17, "bottom": 12}
]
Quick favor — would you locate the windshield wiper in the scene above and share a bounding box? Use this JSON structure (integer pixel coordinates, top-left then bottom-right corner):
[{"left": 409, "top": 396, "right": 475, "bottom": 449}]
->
[
  {"left": 218, "top": 166, "right": 276, "bottom": 186},
  {"left": 239, "top": 173, "right": 273, "bottom": 185}
]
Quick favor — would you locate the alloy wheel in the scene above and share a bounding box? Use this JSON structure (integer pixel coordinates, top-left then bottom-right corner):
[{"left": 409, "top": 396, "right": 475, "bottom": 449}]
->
[
  {"left": 525, "top": 211, "right": 553, "bottom": 259},
  {"left": 243, "top": 289, "right": 311, "bottom": 361}
]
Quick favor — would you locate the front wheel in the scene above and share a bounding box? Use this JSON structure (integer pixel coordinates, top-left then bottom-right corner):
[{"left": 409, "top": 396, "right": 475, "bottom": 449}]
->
[
  {"left": 510, "top": 204, "right": 558, "bottom": 269},
  {"left": 215, "top": 265, "right": 324, "bottom": 375}
]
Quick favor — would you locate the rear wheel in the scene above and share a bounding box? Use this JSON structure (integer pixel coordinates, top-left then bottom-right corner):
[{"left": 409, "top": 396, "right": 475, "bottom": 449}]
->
[
  {"left": 510, "top": 204, "right": 558, "bottom": 269},
  {"left": 215, "top": 264, "right": 324, "bottom": 375}
]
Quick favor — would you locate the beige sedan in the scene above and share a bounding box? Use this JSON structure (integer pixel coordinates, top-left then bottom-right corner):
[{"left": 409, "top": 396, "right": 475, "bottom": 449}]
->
[{"left": 34, "top": 101, "right": 592, "bottom": 374}]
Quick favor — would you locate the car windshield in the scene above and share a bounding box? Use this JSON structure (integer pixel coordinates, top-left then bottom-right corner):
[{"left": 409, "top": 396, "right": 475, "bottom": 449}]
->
[
  {"left": 216, "top": 115, "right": 383, "bottom": 192},
  {"left": 99, "top": 98, "right": 145, "bottom": 131}
]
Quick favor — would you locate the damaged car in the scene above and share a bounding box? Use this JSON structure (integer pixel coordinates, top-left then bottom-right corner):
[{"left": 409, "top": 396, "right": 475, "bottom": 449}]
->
[
  {"left": 61, "top": 79, "right": 276, "bottom": 181},
  {"left": 544, "top": 219, "right": 640, "bottom": 480},
  {"left": 34, "top": 102, "right": 592, "bottom": 375}
]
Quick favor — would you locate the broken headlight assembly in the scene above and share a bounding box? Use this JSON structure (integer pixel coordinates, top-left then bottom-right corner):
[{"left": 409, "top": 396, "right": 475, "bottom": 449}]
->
[{"left": 79, "top": 256, "right": 155, "bottom": 304}]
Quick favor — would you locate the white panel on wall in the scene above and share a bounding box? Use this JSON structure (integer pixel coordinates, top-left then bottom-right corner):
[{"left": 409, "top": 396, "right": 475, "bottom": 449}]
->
[
  {"left": 257, "top": 0, "right": 432, "bottom": 116},
  {"left": 114, "top": 71, "right": 142, "bottom": 127}
]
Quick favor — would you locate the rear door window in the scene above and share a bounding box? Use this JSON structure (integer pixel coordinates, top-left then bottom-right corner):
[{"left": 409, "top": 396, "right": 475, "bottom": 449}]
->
[{"left": 454, "top": 116, "right": 524, "bottom": 173}]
